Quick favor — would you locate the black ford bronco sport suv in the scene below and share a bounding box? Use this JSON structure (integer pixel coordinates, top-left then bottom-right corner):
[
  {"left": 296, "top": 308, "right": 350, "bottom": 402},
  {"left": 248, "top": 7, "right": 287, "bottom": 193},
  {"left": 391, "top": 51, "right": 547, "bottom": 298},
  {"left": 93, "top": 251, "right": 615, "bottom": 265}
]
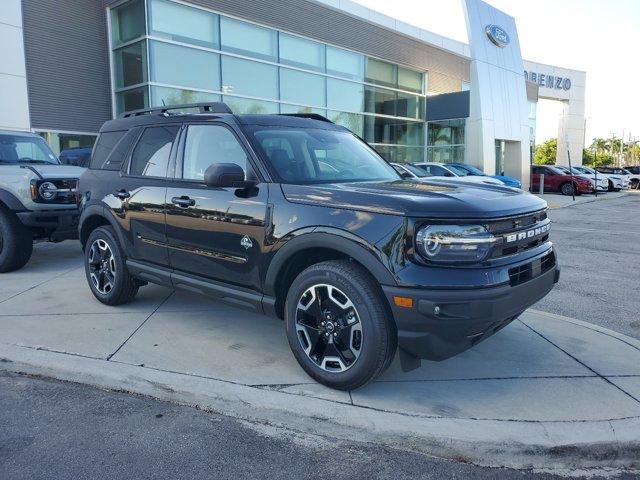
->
[{"left": 78, "top": 102, "right": 559, "bottom": 390}]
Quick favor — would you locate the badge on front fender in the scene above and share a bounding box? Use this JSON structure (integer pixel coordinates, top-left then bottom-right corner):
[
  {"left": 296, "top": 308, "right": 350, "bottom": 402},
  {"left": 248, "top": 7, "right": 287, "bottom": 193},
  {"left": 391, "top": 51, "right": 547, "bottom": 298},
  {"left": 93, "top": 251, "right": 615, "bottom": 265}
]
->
[{"left": 241, "top": 235, "right": 253, "bottom": 250}]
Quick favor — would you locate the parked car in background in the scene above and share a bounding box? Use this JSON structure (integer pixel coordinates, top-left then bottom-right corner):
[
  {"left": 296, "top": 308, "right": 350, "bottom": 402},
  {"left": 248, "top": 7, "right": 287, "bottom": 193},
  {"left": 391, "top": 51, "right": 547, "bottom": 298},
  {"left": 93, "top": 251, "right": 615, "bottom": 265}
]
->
[
  {"left": 621, "top": 166, "right": 640, "bottom": 189},
  {"left": 413, "top": 162, "right": 505, "bottom": 186},
  {"left": 448, "top": 163, "right": 522, "bottom": 189},
  {"left": 391, "top": 162, "right": 502, "bottom": 186},
  {"left": 531, "top": 165, "right": 593, "bottom": 195},
  {"left": 0, "top": 130, "right": 84, "bottom": 272},
  {"left": 592, "top": 166, "right": 629, "bottom": 191},
  {"left": 554, "top": 165, "right": 608, "bottom": 192},
  {"left": 60, "top": 147, "right": 93, "bottom": 167},
  {"left": 391, "top": 163, "right": 430, "bottom": 179}
]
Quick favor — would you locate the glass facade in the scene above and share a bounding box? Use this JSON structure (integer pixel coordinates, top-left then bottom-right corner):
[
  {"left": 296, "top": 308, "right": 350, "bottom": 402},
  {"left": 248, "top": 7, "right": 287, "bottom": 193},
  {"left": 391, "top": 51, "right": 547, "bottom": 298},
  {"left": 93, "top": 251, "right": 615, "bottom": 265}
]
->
[
  {"left": 426, "top": 119, "right": 465, "bottom": 163},
  {"left": 38, "top": 132, "right": 97, "bottom": 156},
  {"left": 109, "top": 0, "right": 448, "bottom": 162}
]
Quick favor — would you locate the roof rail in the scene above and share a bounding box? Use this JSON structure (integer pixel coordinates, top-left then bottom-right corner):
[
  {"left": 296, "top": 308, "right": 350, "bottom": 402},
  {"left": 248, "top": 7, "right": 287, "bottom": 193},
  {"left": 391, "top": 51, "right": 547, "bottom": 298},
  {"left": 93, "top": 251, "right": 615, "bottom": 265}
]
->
[
  {"left": 119, "top": 102, "right": 233, "bottom": 118},
  {"left": 278, "top": 113, "right": 334, "bottom": 123}
]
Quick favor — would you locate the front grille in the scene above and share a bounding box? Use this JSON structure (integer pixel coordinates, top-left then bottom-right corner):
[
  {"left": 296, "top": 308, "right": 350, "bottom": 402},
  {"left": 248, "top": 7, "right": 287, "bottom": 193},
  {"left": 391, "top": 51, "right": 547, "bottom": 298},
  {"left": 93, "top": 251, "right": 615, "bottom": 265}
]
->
[
  {"left": 486, "top": 210, "right": 551, "bottom": 259},
  {"left": 485, "top": 210, "right": 547, "bottom": 234},
  {"left": 508, "top": 251, "right": 556, "bottom": 286}
]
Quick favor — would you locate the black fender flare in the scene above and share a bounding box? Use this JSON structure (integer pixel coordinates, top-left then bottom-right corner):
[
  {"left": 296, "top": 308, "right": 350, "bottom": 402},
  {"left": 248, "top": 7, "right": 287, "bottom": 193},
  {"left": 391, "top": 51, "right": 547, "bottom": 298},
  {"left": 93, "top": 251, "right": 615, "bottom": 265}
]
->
[
  {"left": 78, "top": 203, "right": 128, "bottom": 250},
  {"left": 0, "top": 189, "right": 27, "bottom": 212},
  {"left": 263, "top": 229, "right": 397, "bottom": 297}
]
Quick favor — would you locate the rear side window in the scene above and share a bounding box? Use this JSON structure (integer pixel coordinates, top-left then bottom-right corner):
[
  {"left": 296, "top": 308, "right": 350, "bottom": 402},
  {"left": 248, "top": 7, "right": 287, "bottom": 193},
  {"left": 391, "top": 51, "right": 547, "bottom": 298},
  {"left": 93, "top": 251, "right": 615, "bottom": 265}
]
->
[
  {"left": 90, "top": 131, "right": 125, "bottom": 169},
  {"left": 129, "top": 125, "right": 179, "bottom": 177}
]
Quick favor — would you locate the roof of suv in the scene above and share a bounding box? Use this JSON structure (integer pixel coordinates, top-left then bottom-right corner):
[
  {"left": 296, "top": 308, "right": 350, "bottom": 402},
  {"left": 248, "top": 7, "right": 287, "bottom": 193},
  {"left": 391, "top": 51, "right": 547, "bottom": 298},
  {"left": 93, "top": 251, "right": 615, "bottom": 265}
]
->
[
  {"left": 101, "top": 112, "right": 348, "bottom": 134},
  {"left": 0, "top": 129, "right": 42, "bottom": 138}
]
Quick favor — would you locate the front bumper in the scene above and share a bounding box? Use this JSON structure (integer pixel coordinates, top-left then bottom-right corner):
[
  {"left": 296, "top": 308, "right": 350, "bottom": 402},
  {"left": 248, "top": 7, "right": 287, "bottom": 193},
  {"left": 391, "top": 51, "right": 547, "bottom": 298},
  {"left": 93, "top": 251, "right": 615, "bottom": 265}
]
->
[
  {"left": 576, "top": 182, "right": 594, "bottom": 193},
  {"left": 383, "top": 254, "right": 560, "bottom": 362},
  {"left": 17, "top": 208, "right": 80, "bottom": 240}
]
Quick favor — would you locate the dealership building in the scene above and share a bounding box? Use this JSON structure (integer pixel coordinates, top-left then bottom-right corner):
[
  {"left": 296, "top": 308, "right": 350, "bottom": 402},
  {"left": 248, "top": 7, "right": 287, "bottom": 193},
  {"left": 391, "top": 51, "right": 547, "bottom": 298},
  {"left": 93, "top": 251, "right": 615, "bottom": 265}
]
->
[{"left": 0, "top": 0, "right": 586, "bottom": 188}]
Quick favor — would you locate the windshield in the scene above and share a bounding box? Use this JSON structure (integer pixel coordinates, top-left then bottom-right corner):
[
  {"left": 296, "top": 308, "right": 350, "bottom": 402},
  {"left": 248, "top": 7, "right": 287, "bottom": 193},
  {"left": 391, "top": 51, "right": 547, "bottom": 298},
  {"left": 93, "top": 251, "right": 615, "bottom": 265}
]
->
[
  {"left": 457, "top": 164, "right": 484, "bottom": 176},
  {"left": 547, "top": 166, "right": 566, "bottom": 175},
  {"left": 569, "top": 167, "right": 585, "bottom": 175},
  {"left": 0, "top": 134, "right": 59, "bottom": 165},
  {"left": 575, "top": 166, "right": 594, "bottom": 174},
  {"left": 403, "top": 164, "right": 429, "bottom": 177},
  {"left": 446, "top": 165, "right": 471, "bottom": 176},
  {"left": 246, "top": 127, "right": 400, "bottom": 184}
]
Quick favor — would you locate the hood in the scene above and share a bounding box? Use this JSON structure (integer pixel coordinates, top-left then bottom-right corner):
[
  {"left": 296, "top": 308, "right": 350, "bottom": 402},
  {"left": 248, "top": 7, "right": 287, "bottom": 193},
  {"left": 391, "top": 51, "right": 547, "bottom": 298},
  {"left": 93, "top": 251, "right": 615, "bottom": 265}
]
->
[
  {"left": 21, "top": 164, "right": 85, "bottom": 179},
  {"left": 281, "top": 179, "right": 547, "bottom": 219}
]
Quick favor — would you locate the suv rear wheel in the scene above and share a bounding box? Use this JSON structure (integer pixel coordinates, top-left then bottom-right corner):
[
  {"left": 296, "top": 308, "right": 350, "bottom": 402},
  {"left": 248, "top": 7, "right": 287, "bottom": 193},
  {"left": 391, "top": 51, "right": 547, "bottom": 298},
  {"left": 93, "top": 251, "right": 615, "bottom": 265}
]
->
[
  {"left": 285, "top": 260, "right": 397, "bottom": 390},
  {"left": 0, "top": 209, "right": 33, "bottom": 273},
  {"left": 84, "top": 226, "right": 139, "bottom": 305}
]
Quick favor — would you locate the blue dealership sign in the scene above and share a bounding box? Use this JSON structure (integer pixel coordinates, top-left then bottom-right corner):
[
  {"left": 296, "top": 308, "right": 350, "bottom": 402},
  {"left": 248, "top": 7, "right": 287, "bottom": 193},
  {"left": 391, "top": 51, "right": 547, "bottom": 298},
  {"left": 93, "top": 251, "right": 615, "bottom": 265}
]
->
[{"left": 485, "top": 25, "right": 510, "bottom": 47}]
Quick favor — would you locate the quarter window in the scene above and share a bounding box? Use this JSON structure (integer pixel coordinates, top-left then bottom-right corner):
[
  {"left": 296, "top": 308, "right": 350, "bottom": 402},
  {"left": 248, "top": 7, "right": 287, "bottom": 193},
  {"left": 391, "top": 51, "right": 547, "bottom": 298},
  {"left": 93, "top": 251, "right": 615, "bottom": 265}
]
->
[
  {"left": 129, "top": 126, "right": 179, "bottom": 177},
  {"left": 182, "top": 125, "right": 247, "bottom": 181},
  {"left": 90, "top": 131, "right": 125, "bottom": 169}
]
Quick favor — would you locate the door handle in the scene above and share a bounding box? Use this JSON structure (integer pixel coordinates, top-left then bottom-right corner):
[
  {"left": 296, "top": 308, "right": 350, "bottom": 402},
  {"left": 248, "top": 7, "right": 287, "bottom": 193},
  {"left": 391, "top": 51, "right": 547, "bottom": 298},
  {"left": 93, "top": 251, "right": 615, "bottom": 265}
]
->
[
  {"left": 114, "top": 189, "right": 130, "bottom": 199},
  {"left": 171, "top": 196, "right": 196, "bottom": 208}
]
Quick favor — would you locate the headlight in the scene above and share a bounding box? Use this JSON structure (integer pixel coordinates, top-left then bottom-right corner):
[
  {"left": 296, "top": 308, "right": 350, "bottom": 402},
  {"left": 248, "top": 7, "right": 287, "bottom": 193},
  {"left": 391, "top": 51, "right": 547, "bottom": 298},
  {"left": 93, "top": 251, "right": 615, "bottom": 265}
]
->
[
  {"left": 38, "top": 181, "right": 58, "bottom": 200},
  {"left": 415, "top": 225, "right": 497, "bottom": 264}
]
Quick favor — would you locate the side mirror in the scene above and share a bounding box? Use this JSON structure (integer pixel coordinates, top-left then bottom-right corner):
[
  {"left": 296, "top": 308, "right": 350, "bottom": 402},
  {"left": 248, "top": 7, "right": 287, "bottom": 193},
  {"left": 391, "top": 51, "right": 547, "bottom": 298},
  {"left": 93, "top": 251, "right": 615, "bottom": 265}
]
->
[{"left": 204, "top": 163, "right": 254, "bottom": 188}]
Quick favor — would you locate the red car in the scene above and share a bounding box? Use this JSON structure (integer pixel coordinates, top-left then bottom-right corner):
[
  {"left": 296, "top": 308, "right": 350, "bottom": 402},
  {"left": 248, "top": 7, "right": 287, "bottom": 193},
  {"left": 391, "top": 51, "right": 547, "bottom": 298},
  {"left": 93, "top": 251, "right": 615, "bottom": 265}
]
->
[{"left": 531, "top": 165, "right": 593, "bottom": 196}]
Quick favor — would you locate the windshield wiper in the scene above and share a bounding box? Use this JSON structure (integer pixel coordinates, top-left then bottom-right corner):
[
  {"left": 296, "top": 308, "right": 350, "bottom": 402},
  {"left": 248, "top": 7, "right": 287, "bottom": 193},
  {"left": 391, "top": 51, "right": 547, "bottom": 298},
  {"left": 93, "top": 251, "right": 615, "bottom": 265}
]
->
[{"left": 17, "top": 159, "right": 54, "bottom": 165}]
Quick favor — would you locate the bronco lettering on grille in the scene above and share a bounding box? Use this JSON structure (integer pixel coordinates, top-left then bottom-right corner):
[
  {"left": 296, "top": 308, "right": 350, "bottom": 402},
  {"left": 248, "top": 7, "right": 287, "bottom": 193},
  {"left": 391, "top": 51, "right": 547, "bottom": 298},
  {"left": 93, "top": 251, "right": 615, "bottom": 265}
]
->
[{"left": 504, "top": 223, "right": 550, "bottom": 243}]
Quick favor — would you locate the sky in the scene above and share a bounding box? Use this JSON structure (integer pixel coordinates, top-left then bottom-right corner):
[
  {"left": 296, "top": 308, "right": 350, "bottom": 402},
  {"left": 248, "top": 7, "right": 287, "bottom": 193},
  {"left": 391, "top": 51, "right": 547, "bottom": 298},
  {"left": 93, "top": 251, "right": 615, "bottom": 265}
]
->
[{"left": 357, "top": 0, "right": 640, "bottom": 146}]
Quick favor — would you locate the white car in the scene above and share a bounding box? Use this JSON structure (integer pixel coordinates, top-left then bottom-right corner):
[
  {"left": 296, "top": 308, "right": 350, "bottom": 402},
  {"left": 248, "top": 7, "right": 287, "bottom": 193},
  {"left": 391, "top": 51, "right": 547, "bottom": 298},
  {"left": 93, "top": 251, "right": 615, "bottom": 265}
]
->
[
  {"left": 595, "top": 166, "right": 635, "bottom": 191},
  {"left": 410, "top": 162, "right": 506, "bottom": 186},
  {"left": 623, "top": 166, "right": 640, "bottom": 189},
  {"left": 555, "top": 165, "right": 608, "bottom": 192},
  {"left": 574, "top": 166, "right": 628, "bottom": 191}
]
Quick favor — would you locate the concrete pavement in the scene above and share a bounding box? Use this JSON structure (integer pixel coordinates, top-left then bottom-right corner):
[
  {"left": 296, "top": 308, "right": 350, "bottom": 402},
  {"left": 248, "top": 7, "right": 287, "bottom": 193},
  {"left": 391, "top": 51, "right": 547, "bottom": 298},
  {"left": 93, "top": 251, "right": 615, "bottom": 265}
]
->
[{"left": 1, "top": 242, "right": 639, "bottom": 474}]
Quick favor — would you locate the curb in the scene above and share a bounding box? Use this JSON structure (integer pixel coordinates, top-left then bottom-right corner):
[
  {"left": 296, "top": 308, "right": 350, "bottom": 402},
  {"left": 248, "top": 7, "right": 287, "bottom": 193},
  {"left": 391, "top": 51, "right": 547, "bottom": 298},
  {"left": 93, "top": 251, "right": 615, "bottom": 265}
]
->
[
  {"left": 544, "top": 191, "right": 632, "bottom": 209},
  {"left": 1, "top": 340, "right": 639, "bottom": 474}
]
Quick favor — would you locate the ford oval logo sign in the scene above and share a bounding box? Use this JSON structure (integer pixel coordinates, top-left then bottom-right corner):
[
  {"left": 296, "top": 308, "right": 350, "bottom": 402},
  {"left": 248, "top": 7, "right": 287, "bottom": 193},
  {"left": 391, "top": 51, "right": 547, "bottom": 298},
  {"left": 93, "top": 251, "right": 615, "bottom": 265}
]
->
[{"left": 485, "top": 25, "right": 510, "bottom": 48}]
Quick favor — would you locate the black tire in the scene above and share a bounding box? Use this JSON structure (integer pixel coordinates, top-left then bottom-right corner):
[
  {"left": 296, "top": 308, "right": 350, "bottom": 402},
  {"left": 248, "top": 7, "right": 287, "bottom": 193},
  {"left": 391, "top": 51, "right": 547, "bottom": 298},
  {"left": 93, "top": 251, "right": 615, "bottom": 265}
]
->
[
  {"left": 84, "top": 225, "right": 139, "bottom": 305},
  {"left": 607, "top": 180, "right": 615, "bottom": 192},
  {"left": 285, "top": 260, "right": 397, "bottom": 390},
  {"left": 0, "top": 208, "right": 33, "bottom": 273},
  {"left": 631, "top": 179, "right": 640, "bottom": 190},
  {"left": 560, "top": 182, "right": 575, "bottom": 196}
]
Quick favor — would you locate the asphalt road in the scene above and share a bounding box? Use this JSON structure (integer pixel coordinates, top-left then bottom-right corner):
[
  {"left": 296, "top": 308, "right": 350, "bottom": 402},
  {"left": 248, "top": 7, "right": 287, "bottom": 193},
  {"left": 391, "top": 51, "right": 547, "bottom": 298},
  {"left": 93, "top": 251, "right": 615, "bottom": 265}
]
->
[
  {"left": 534, "top": 193, "right": 640, "bottom": 339},
  {"left": 2, "top": 371, "right": 625, "bottom": 480}
]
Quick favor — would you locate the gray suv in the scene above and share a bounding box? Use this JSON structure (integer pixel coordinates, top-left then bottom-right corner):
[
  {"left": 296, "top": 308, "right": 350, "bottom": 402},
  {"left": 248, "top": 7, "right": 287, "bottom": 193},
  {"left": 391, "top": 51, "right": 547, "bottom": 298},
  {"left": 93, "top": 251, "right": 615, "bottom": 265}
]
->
[{"left": 0, "top": 130, "right": 85, "bottom": 272}]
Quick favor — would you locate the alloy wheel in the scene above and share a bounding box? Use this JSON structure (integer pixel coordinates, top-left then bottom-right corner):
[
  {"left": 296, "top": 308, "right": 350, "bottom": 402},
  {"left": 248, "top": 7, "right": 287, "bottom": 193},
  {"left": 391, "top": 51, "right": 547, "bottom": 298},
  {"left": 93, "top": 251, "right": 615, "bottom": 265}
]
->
[
  {"left": 295, "top": 284, "right": 363, "bottom": 372},
  {"left": 561, "top": 183, "right": 574, "bottom": 196},
  {"left": 88, "top": 238, "right": 116, "bottom": 295}
]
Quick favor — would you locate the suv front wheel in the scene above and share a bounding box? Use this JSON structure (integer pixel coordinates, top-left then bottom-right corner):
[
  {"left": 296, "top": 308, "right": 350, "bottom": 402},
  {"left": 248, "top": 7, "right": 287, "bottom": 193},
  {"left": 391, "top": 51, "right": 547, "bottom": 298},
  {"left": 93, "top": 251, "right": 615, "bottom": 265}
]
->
[
  {"left": 0, "top": 209, "right": 33, "bottom": 273},
  {"left": 84, "top": 226, "right": 139, "bottom": 305},
  {"left": 285, "top": 260, "right": 397, "bottom": 390}
]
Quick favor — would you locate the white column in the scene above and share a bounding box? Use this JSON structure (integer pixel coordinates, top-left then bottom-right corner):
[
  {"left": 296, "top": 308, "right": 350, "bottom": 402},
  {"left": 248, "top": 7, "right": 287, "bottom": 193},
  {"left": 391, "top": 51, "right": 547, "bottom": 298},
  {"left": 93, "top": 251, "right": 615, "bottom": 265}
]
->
[
  {"left": 556, "top": 98, "right": 586, "bottom": 166},
  {"left": 0, "top": 0, "right": 30, "bottom": 132},
  {"left": 462, "top": 0, "right": 532, "bottom": 189}
]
